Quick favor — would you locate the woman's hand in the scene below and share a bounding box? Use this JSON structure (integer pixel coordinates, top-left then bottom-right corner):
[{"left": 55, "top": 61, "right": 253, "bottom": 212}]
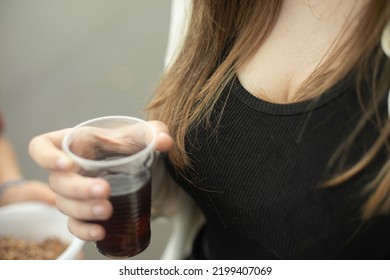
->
[{"left": 28, "top": 121, "right": 173, "bottom": 241}]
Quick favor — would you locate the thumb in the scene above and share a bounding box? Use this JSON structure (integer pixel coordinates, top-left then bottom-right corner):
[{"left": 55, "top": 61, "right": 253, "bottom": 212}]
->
[{"left": 148, "top": 121, "right": 174, "bottom": 152}]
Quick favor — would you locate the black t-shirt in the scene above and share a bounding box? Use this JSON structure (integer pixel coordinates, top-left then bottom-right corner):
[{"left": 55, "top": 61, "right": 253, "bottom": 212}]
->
[{"left": 164, "top": 74, "right": 390, "bottom": 259}]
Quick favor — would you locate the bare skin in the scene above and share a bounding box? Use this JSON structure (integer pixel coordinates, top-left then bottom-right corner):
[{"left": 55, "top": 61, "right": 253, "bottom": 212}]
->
[{"left": 237, "top": 0, "right": 368, "bottom": 103}]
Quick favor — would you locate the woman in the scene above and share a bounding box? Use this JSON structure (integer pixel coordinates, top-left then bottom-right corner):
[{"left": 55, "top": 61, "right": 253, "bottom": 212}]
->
[{"left": 29, "top": 0, "right": 390, "bottom": 259}]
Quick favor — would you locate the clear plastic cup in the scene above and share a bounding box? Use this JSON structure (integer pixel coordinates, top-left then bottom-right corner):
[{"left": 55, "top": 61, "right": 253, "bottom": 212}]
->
[{"left": 62, "top": 116, "right": 157, "bottom": 258}]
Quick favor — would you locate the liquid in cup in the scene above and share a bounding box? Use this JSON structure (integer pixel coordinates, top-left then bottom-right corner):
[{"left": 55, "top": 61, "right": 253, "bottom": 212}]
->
[{"left": 91, "top": 172, "right": 151, "bottom": 258}]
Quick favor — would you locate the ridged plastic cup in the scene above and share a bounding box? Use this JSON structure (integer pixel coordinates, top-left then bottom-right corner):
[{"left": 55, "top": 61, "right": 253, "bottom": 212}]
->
[{"left": 62, "top": 116, "right": 157, "bottom": 258}]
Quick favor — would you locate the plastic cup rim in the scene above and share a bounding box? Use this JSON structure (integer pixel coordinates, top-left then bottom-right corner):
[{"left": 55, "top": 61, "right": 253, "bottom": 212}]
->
[{"left": 62, "top": 116, "right": 157, "bottom": 169}]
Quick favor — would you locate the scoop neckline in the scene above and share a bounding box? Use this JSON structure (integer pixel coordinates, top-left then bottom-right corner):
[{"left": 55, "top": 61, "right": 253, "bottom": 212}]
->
[{"left": 232, "top": 74, "right": 353, "bottom": 115}]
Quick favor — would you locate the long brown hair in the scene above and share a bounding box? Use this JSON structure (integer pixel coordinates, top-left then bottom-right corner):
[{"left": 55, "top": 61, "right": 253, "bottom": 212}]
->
[{"left": 147, "top": 0, "right": 390, "bottom": 219}]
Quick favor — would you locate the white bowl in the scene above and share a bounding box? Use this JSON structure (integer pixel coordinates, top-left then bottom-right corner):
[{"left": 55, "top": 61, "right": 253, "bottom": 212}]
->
[{"left": 0, "top": 202, "right": 85, "bottom": 260}]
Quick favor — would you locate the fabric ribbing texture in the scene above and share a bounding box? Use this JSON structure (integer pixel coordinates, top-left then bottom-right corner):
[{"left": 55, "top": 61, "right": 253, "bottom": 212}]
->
[{"left": 164, "top": 74, "right": 390, "bottom": 259}]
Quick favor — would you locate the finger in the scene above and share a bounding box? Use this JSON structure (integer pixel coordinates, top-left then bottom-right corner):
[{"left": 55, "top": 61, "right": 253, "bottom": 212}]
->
[
  {"left": 28, "top": 129, "right": 75, "bottom": 171},
  {"left": 56, "top": 195, "right": 113, "bottom": 221},
  {"left": 68, "top": 217, "right": 106, "bottom": 241},
  {"left": 148, "top": 120, "right": 174, "bottom": 152},
  {"left": 49, "top": 172, "right": 110, "bottom": 200}
]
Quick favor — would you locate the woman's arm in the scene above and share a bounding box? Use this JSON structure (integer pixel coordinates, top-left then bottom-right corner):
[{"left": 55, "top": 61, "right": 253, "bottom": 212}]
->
[
  {"left": 0, "top": 135, "right": 24, "bottom": 184},
  {"left": 0, "top": 135, "right": 56, "bottom": 206}
]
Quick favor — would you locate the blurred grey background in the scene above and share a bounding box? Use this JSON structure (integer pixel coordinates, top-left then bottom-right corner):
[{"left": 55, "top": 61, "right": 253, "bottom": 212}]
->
[{"left": 0, "top": 0, "right": 173, "bottom": 259}]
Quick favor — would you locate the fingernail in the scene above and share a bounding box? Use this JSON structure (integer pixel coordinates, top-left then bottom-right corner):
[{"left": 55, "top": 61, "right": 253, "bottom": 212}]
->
[
  {"left": 158, "top": 131, "right": 170, "bottom": 138},
  {"left": 90, "top": 183, "right": 105, "bottom": 198},
  {"left": 56, "top": 157, "right": 72, "bottom": 170},
  {"left": 92, "top": 204, "right": 106, "bottom": 217},
  {"left": 89, "top": 228, "right": 101, "bottom": 239}
]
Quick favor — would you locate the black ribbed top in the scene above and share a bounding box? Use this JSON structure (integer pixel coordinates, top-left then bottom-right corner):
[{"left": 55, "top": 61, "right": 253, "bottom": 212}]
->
[{"left": 164, "top": 76, "right": 390, "bottom": 259}]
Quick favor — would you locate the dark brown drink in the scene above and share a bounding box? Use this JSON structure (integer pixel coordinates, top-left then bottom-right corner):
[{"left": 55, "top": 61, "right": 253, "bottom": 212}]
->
[{"left": 94, "top": 174, "right": 152, "bottom": 258}]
